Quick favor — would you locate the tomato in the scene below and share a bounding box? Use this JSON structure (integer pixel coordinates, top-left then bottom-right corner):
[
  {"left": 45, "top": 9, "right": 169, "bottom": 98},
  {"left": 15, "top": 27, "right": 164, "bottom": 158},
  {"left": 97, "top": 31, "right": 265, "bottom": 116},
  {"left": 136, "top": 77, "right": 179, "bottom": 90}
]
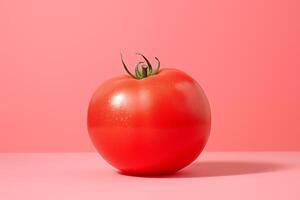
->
[{"left": 87, "top": 54, "right": 211, "bottom": 176}]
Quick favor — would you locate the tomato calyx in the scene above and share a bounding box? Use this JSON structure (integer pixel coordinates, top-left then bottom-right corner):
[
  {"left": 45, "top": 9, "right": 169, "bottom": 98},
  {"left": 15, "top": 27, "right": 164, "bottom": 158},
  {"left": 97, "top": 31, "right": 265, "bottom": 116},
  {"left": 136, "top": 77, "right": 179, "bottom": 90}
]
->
[{"left": 121, "top": 53, "right": 160, "bottom": 80}]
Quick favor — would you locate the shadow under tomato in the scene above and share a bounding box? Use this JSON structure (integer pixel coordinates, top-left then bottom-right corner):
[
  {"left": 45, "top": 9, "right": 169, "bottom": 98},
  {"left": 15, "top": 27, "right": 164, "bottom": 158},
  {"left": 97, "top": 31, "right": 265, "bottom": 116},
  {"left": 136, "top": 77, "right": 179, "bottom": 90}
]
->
[{"left": 119, "top": 160, "right": 288, "bottom": 178}]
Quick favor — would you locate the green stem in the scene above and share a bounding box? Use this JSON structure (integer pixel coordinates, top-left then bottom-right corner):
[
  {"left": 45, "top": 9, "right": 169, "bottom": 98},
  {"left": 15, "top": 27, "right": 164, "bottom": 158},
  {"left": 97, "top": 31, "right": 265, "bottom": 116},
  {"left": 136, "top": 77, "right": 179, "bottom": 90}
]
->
[
  {"left": 136, "top": 53, "right": 153, "bottom": 74},
  {"left": 141, "top": 65, "right": 148, "bottom": 78},
  {"left": 135, "top": 62, "right": 144, "bottom": 79},
  {"left": 120, "top": 53, "right": 161, "bottom": 80}
]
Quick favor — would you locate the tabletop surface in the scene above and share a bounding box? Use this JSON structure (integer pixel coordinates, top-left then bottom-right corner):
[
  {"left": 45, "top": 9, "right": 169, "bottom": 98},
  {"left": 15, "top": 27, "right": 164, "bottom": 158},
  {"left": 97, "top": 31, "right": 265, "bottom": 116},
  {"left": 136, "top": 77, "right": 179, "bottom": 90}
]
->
[{"left": 1, "top": 152, "right": 299, "bottom": 200}]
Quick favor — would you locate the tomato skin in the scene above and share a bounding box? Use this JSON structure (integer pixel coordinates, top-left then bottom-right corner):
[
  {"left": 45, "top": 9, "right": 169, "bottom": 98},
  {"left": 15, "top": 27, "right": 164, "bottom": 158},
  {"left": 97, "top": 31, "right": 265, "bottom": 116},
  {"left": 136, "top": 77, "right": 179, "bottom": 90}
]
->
[{"left": 88, "top": 69, "right": 211, "bottom": 175}]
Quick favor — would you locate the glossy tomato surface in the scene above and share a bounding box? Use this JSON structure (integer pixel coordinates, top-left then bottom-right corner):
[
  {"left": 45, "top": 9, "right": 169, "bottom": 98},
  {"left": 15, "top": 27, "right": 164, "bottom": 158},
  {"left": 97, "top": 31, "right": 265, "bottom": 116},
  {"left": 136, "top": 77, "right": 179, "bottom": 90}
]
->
[{"left": 87, "top": 69, "right": 211, "bottom": 175}]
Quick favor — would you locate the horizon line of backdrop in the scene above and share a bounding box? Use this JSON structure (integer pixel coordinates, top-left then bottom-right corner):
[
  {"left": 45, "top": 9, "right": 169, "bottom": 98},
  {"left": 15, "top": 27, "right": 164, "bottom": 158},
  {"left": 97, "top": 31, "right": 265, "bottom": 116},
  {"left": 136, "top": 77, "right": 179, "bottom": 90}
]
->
[{"left": 0, "top": 0, "right": 299, "bottom": 152}]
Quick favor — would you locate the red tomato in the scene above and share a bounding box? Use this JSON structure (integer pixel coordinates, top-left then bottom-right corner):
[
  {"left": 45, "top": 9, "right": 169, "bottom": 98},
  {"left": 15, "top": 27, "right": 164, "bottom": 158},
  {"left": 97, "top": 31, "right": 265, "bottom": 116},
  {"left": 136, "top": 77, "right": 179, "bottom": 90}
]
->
[{"left": 87, "top": 54, "right": 211, "bottom": 175}]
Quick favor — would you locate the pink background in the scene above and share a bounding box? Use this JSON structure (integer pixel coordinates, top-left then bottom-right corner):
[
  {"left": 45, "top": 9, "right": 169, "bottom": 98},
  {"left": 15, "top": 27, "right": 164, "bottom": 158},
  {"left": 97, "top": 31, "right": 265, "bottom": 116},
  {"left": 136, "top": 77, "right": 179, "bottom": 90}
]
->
[{"left": 0, "top": 0, "right": 299, "bottom": 152}]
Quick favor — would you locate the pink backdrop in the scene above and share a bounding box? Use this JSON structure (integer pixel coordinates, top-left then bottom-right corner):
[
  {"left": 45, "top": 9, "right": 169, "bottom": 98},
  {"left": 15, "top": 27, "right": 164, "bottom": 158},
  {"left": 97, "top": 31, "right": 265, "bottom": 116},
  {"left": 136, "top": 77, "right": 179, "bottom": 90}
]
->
[{"left": 0, "top": 0, "right": 299, "bottom": 152}]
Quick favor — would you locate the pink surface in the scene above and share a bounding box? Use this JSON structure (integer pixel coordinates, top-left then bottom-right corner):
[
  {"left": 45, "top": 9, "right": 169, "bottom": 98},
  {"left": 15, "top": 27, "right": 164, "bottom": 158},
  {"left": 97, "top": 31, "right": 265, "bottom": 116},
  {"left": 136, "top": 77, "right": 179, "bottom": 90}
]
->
[
  {"left": 0, "top": 0, "right": 300, "bottom": 151},
  {"left": 1, "top": 152, "right": 299, "bottom": 199}
]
